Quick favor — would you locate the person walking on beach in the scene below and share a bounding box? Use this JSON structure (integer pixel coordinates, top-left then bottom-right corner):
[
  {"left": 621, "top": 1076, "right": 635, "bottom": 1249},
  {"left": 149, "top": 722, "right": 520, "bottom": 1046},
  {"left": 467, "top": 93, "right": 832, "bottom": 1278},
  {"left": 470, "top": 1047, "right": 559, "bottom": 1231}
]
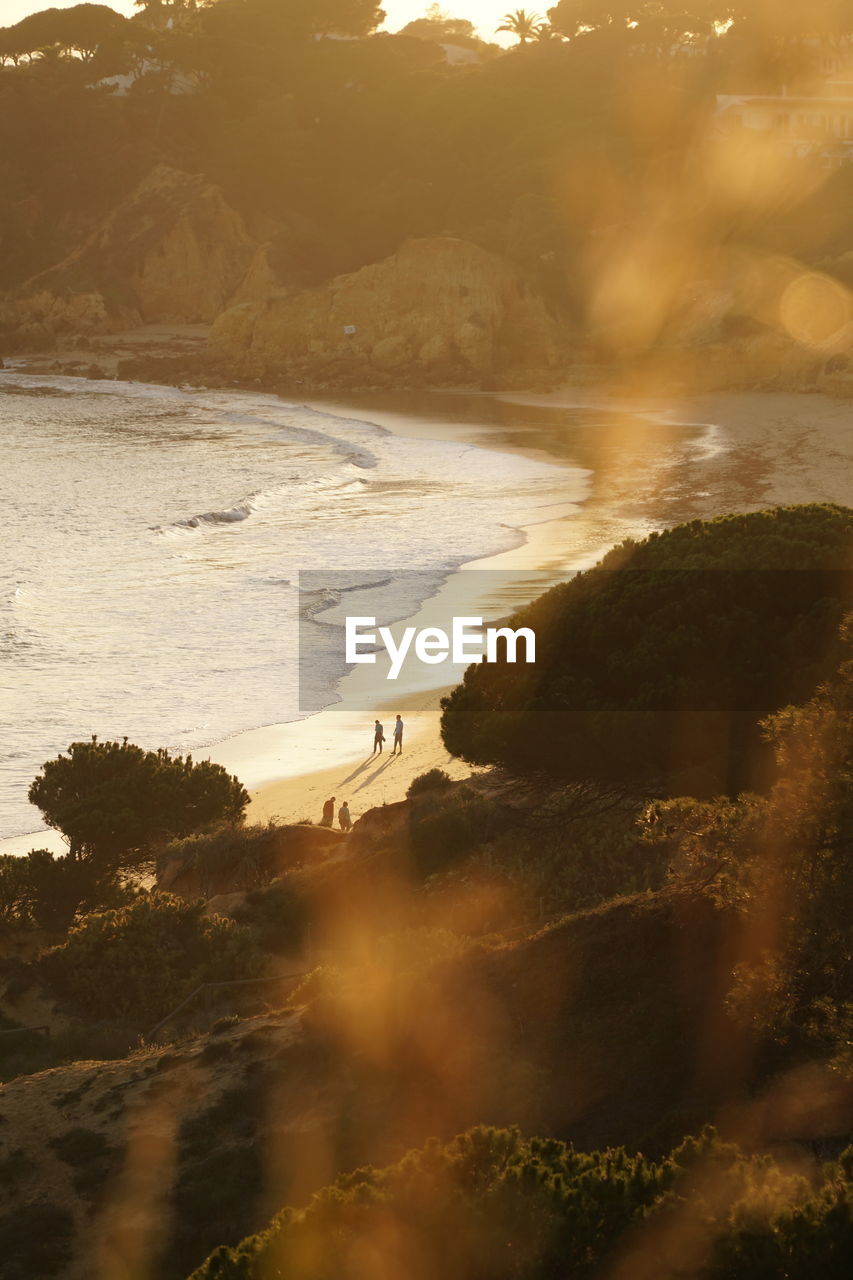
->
[
  {"left": 392, "top": 714, "right": 404, "bottom": 755},
  {"left": 373, "top": 720, "right": 385, "bottom": 754},
  {"left": 321, "top": 796, "right": 335, "bottom": 827},
  {"left": 339, "top": 801, "right": 352, "bottom": 832}
]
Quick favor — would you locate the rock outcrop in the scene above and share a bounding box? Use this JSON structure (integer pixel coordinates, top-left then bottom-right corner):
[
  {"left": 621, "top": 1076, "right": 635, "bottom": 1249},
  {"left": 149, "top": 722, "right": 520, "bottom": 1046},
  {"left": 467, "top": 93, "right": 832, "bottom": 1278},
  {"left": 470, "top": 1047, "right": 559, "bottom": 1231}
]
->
[
  {"left": 0, "top": 165, "right": 257, "bottom": 347},
  {"left": 227, "top": 242, "right": 283, "bottom": 307},
  {"left": 208, "top": 236, "right": 561, "bottom": 384}
]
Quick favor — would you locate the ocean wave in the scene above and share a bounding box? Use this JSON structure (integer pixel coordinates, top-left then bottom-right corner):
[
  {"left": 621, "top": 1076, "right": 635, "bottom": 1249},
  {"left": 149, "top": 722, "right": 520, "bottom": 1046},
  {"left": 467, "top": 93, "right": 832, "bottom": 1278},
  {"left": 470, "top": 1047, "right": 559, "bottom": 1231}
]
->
[
  {"left": 177, "top": 504, "right": 254, "bottom": 528},
  {"left": 152, "top": 501, "right": 255, "bottom": 533},
  {"left": 157, "top": 464, "right": 376, "bottom": 536},
  {"left": 299, "top": 574, "right": 397, "bottom": 621},
  {"left": 0, "top": 381, "right": 76, "bottom": 399},
  {"left": 1, "top": 374, "right": 592, "bottom": 840},
  {"left": 218, "top": 407, "right": 381, "bottom": 471}
]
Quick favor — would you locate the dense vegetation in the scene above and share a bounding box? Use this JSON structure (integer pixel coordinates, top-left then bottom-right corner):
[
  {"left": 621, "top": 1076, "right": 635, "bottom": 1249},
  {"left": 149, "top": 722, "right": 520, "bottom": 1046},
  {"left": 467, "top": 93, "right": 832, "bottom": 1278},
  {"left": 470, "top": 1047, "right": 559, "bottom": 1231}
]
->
[
  {"left": 440, "top": 504, "right": 853, "bottom": 795},
  {"left": 0, "top": 740, "right": 248, "bottom": 938},
  {"left": 191, "top": 1123, "right": 853, "bottom": 1279},
  {"left": 0, "top": 845, "right": 134, "bottom": 931},
  {"left": 39, "top": 891, "right": 261, "bottom": 1025},
  {"left": 646, "top": 616, "right": 853, "bottom": 1060},
  {"left": 31, "top": 733, "right": 246, "bottom": 858},
  {"left": 1, "top": 9, "right": 851, "bottom": 1275},
  {"left": 1, "top": 606, "right": 851, "bottom": 1276},
  {"left": 2, "top": 0, "right": 853, "bottom": 334},
  {"left": 406, "top": 766, "right": 453, "bottom": 797}
]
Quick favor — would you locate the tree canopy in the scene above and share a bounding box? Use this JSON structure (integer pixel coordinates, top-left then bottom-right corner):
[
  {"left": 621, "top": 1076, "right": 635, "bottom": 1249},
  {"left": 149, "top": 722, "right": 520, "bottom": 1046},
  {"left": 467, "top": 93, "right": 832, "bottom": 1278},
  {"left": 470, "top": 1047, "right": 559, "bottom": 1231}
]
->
[
  {"left": 40, "top": 891, "right": 261, "bottom": 1024},
  {"left": 547, "top": 1, "right": 853, "bottom": 43},
  {"left": 196, "top": 0, "right": 386, "bottom": 43},
  {"left": 190, "top": 1123, "right": 853, "bottom": 1280},
  {"left": 3, "top": 0, "right": 853, "bottom": 325},
  {"left": 399, "top": 4, "right": 477, "bottom": 42},
  {"left": 0, "top": 4, "right": 127, "bottom": 63},
  {"left": 28, "top": 737, "right": 249, "bottom": 872},
  {"left": 440, "top": 505, "right": 853, "bottom": 796},
  {"left": 548, "top": 1, "right": 718, "bottom": 39},
  {"left": 645, "top": 623, "right": 853, "bottom": 1055},
  {"left": 0, "top": 847, "right": 134, "bottom": 932}
]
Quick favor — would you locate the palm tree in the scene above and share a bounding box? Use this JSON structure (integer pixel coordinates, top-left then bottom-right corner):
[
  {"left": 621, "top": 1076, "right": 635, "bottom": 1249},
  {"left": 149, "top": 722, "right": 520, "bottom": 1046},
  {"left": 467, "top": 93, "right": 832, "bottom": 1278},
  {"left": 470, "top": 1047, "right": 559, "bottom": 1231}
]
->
[{"left": 496, "top": 9, "right": 545, "bottom": 45}]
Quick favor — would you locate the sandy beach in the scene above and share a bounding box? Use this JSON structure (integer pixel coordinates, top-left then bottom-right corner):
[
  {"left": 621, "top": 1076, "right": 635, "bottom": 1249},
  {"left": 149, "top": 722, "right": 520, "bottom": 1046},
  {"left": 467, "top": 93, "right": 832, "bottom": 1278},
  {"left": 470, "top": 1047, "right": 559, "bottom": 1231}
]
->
[
  {"left": 236, "top": 386, "right": 853, "bottom": 832},
  {"left": 3, "top": 347, "right": 852, "bottom": 854},
  {"left": 239, "top": 685, "right": 474, "bottom": 830}
]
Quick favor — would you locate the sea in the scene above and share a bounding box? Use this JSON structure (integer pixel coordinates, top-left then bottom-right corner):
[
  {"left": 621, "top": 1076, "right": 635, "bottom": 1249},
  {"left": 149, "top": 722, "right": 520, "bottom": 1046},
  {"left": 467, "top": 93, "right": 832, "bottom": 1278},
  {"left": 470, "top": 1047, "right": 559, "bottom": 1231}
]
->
[{"left": 1, "top": 374, "right": 593, "bottom": 841}]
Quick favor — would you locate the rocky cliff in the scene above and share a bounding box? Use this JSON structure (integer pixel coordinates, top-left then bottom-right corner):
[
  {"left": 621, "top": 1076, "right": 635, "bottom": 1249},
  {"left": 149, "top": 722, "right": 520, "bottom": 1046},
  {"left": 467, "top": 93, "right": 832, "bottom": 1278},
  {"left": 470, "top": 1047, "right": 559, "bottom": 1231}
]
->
[
  {"left": 208, "top": 236, "right": 562, "bottom": 385},
  {"left": 0, "top": 165, "right": 257, "bottom": 348}
]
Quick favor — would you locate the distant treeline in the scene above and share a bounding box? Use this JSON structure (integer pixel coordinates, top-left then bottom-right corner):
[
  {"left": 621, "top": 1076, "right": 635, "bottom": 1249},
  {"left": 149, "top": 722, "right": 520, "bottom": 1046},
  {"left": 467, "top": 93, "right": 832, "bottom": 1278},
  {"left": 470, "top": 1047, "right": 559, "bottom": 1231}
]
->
[{"left": 3, "top": 0, "right": 853, "bottom": 305}]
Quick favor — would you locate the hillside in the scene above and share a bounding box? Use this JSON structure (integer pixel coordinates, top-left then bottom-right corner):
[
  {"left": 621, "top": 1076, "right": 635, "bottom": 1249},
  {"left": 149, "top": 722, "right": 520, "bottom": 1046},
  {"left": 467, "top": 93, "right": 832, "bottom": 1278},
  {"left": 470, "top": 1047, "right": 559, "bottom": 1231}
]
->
[
  {"left": 5, "top": 6, "right": 853, "bottom": 390},
  {"left": 0, "top": 165, "right": 259, "bottom": 347},
  {"left": 5, "top": 878, "right": 851, "bottom": 1280},
  {"left": 1, "top": 508, "right": 851, "bottom": 1278},
  {"left": 3, "top": 7, "right": 853, "bottom": 1276}
]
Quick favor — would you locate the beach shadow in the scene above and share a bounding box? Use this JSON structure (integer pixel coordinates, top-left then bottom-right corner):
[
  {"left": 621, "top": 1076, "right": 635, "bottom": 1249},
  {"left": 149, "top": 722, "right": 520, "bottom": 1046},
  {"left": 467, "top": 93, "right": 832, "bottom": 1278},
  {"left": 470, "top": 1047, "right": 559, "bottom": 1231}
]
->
[
  {"left": 339, "top": 756, "right": 378, "bottom": 786},
  {"left": 354, "top": 756, "right": 396, "bottom": 792}
]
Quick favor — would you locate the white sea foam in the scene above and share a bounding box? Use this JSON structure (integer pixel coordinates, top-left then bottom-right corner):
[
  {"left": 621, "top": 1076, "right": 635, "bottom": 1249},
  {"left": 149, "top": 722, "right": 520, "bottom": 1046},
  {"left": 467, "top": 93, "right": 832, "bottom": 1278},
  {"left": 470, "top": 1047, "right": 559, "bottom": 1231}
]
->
[{"left": 0, "top": 375, "right": 587, "bottom": 839}]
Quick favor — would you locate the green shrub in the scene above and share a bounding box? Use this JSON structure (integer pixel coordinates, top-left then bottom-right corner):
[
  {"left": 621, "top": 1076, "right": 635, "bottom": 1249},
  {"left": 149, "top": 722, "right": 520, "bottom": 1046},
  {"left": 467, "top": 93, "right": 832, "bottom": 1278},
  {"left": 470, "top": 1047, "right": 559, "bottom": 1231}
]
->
[
  {"left": 0, "top": 848, "right": 136, "bottom": 932},
  {"left": 189, "top": 1125, "right": 853, "bottom": 1280},
  {"left": 460, "top": 794, "right": 666, "bottom": 919},
  {"left": 646, "top": 636, "right": 853, "bottom": 1057},
  {"left": 39, "top": 892, "right": 262, "bottom": 1026},
  {"left": 211, "top": 1014, "right": 242, "bottom": 1035},
  {"left": 409, "top": 785, "right": 505, "bottom": 878},
  {"left": 406, "top": 768, "right": 453, "bottom": 798},
  {"left": 440, "top": 505, "right": 853, "bottom": 797},
  {"left": 234, "top": 879, "right": 309, "bottom": 956},
  {"left": 29, "top": 738, "right": 249, "bottom": 873},
  {"left": 156, "top": 821, "right": 286, "bottom": 895},
  {"left": 0, "top": 855, "right": 39, "bottom": 926}
]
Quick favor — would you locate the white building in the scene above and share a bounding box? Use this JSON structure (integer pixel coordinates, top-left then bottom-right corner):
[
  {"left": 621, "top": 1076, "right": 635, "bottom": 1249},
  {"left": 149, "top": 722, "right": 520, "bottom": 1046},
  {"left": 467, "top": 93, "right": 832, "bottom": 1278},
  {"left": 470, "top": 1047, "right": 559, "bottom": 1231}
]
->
[{"left": 717, "top": 79, "right": 853, "bottom": 166}]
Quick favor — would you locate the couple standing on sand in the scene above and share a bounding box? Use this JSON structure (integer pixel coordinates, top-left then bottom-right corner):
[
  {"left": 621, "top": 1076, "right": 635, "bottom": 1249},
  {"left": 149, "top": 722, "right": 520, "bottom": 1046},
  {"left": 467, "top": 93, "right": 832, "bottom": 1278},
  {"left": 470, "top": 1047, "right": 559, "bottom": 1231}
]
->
[
  {"left": 321, "top": 796, "right": 352, "bottom": 832},
  {"left": 373, "top": 715, "right": 403, "bottom": 755},
  {"left": 318, "top": 716, "right": 404, "bottom": 831}
]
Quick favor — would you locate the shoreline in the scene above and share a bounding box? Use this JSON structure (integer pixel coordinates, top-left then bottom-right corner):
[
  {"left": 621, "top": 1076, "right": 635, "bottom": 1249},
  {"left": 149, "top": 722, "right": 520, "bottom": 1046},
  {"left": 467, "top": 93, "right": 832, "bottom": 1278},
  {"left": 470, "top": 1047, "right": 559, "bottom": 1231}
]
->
[
  {"left": 3, "top": 340, "right": 852, "bottom": 853},
  {"left": 0, "top": 365, "right": 594, "bottom": 852}
]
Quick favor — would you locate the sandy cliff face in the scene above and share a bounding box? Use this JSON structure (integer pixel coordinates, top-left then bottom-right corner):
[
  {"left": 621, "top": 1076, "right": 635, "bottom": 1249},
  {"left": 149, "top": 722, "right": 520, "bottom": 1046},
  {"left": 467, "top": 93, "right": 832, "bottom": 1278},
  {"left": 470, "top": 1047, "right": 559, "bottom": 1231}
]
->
[
  {"left": 122, "top": 168, "right": 256, "bottom": 323},
  {"left": 0, "top": 166, "right": 256, "bottom": 346},
  {"left": 208, "top": 236, "right": 561, "bottom": 383}
]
